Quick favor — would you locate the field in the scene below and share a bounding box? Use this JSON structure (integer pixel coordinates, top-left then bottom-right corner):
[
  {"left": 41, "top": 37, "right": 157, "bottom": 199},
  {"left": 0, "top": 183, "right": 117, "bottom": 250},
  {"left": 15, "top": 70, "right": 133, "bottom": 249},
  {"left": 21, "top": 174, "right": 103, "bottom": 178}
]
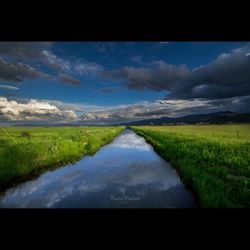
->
[
  {"left": 131, "top": 125, "right": 250, "bottom": 208},
  {"left": 0, "top": 126, "right": 124, "bottom": 191}
]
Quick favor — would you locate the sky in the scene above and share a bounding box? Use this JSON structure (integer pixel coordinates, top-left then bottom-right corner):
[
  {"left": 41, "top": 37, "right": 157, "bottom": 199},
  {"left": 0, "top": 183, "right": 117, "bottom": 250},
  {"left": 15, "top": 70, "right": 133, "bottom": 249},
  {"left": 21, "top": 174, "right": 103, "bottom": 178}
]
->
[{"left": 0, "top": 41, "right": 250, "bottom": 124}]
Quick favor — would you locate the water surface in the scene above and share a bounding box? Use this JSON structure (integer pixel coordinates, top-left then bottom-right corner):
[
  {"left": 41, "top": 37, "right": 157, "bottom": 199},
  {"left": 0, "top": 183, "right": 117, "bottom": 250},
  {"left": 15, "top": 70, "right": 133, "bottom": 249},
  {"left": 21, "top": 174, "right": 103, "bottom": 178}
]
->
[{"left": 0, "top": 129, "right": 195, "bottom": 208}]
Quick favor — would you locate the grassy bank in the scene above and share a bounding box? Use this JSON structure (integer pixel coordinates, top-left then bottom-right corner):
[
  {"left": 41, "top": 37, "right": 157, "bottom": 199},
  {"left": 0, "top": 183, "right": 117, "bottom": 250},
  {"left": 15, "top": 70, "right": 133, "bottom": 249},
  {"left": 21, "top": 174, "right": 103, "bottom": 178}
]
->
[
  {"left": 131, "top": 125, "right": 250, "bottom": 208},
  {"left": 0, "top": 126, "right": 124, "bottom": 191}
]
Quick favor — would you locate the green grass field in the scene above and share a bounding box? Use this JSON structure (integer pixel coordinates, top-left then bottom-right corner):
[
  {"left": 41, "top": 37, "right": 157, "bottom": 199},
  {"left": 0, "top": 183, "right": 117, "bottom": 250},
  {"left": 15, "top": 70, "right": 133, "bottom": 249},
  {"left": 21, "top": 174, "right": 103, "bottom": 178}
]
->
[
  {"left": 131, "top": 125, "right": 250, "bottom": 208},
  {"left": 0, "top": 126, "right": 124, "bottom": 191}
]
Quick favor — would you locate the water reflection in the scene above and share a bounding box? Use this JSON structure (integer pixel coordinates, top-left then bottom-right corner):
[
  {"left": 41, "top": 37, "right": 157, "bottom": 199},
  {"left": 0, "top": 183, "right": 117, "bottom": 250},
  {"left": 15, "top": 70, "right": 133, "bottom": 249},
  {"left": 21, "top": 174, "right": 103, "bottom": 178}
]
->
[{"left": 0, "top": 129, "right": 195, "bottom": 208}]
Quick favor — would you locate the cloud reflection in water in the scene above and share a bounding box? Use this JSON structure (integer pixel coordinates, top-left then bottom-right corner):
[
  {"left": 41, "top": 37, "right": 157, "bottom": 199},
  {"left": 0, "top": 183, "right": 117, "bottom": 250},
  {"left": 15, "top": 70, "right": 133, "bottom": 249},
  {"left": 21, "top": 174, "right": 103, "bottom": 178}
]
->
[{"left": 0, "top": 129, "right": 195, "bottom": 208}]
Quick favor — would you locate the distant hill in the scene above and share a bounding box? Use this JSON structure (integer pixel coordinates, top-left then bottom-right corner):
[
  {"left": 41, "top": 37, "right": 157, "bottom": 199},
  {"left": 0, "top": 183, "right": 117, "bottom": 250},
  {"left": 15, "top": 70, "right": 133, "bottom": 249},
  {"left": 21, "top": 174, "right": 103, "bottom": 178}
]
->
[{"left": 121, "top": 111, "right": 250, "bottom": 125}]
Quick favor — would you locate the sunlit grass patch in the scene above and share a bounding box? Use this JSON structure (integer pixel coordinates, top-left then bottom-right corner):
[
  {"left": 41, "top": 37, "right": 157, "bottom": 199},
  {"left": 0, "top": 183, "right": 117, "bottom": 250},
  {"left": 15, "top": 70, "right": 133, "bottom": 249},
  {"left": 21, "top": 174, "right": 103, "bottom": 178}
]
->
[
  {"left": 132, "top": 125, "right": 250, "bottom": 208},
  {"left": 0, "top": 126, "right": 125, "bottom": 190}
]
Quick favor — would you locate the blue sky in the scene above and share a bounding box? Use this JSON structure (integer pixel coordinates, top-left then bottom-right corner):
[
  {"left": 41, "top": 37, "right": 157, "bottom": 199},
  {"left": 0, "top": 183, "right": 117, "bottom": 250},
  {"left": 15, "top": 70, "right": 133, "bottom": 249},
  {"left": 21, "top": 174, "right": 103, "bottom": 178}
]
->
[{"left": 0, "top": 42, "right": 249, "bottom": 123}]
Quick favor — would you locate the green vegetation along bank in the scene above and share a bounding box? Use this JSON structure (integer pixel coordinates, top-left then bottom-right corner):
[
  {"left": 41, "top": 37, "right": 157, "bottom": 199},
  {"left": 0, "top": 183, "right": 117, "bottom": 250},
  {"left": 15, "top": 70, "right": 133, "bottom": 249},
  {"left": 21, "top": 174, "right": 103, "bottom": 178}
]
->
[
  {"left": 0, "top": 126, "right": 124, "bottom": 191},
  {"left": 131, "top": 125, "right": 250, "bottom": 208}
]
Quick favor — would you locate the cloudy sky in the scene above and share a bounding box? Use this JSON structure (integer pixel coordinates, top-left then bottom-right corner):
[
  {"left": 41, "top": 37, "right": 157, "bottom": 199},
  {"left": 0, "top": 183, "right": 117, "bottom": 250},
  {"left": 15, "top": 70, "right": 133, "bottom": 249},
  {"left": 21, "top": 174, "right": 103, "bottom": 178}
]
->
[{"left": 0, "top": 42, "right": 250, "bottom": 124}]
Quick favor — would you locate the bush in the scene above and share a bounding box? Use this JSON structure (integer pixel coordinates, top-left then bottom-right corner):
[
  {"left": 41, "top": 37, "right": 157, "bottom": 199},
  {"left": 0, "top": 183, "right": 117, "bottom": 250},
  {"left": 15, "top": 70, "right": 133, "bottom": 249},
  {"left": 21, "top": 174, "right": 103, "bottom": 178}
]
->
[{"left": 21, "top": 131, "right": 31, "bottom": 138}]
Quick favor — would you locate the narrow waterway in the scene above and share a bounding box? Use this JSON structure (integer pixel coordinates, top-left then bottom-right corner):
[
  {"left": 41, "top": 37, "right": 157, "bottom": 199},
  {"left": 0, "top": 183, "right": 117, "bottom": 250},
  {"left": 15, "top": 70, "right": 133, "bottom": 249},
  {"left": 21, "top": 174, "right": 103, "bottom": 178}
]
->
[{"left": 0, "top": 129, "right": 195, "bottom": 208}]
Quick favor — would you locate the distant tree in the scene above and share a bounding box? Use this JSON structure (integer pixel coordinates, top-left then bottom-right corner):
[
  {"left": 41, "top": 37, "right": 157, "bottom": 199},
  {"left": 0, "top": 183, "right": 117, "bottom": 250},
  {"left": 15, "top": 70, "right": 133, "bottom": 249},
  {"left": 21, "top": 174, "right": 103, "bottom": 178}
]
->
[{"left": 21, "top": 131, "right": 31, "bottom": 138}]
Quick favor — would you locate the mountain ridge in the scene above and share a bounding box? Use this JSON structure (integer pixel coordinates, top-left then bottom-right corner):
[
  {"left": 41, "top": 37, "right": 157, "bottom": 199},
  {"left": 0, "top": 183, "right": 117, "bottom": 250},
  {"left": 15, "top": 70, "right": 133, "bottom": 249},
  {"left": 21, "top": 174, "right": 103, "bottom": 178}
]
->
[{"left": 119, "top": 111, "right": 250, "bottom": 125}]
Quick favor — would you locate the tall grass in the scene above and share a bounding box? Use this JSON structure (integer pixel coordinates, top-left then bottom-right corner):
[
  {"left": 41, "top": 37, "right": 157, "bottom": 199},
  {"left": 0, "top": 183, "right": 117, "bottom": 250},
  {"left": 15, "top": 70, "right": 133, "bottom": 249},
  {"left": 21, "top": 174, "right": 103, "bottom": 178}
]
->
[
  {"left": 0, "top": 126, "right": 124, "bottom": 190},
  {"left": 131, "top": 125, "right": 250, "bottom": 208}
]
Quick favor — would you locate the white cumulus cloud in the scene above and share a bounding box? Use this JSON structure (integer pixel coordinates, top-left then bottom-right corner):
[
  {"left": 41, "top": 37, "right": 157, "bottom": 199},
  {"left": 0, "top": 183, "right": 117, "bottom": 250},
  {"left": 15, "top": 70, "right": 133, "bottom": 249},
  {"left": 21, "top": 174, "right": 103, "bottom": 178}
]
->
[{"left": 0, "top": 97, "right": 78, "bottom": 121}]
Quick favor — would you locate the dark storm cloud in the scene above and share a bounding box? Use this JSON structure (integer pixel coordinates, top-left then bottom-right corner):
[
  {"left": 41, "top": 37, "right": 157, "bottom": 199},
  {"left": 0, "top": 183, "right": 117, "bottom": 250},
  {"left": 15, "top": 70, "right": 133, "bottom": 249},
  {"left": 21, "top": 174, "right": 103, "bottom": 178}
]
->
[
  {"left": 206, "top": 95, "right": 250, "bottom": 113},
  {"left": 0, "top": 42, "right": 53, "bottom": 60},
  {"left": 102, "top": 61, "right": 190, "bottom": 92},
  {"left": 0, "top": 42, "right": 82, "bottom": 86},
  {"left": 181, "top": 46, "right": 250, "bottom": 99},
  {"left": 102, "top": 45, "right": 250, "bottom": 100},
  {"left": 58, "top": 74, "right": 81, "bottom": 85},
  {"left": 0, "top": 58, "right": 47, "bottom": 82},
  {"left": 156, "top": 96, "right": 250, "bottom": 117},
  {"left": 0, "top": 42, "right": 79, "bottom": 77}
]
